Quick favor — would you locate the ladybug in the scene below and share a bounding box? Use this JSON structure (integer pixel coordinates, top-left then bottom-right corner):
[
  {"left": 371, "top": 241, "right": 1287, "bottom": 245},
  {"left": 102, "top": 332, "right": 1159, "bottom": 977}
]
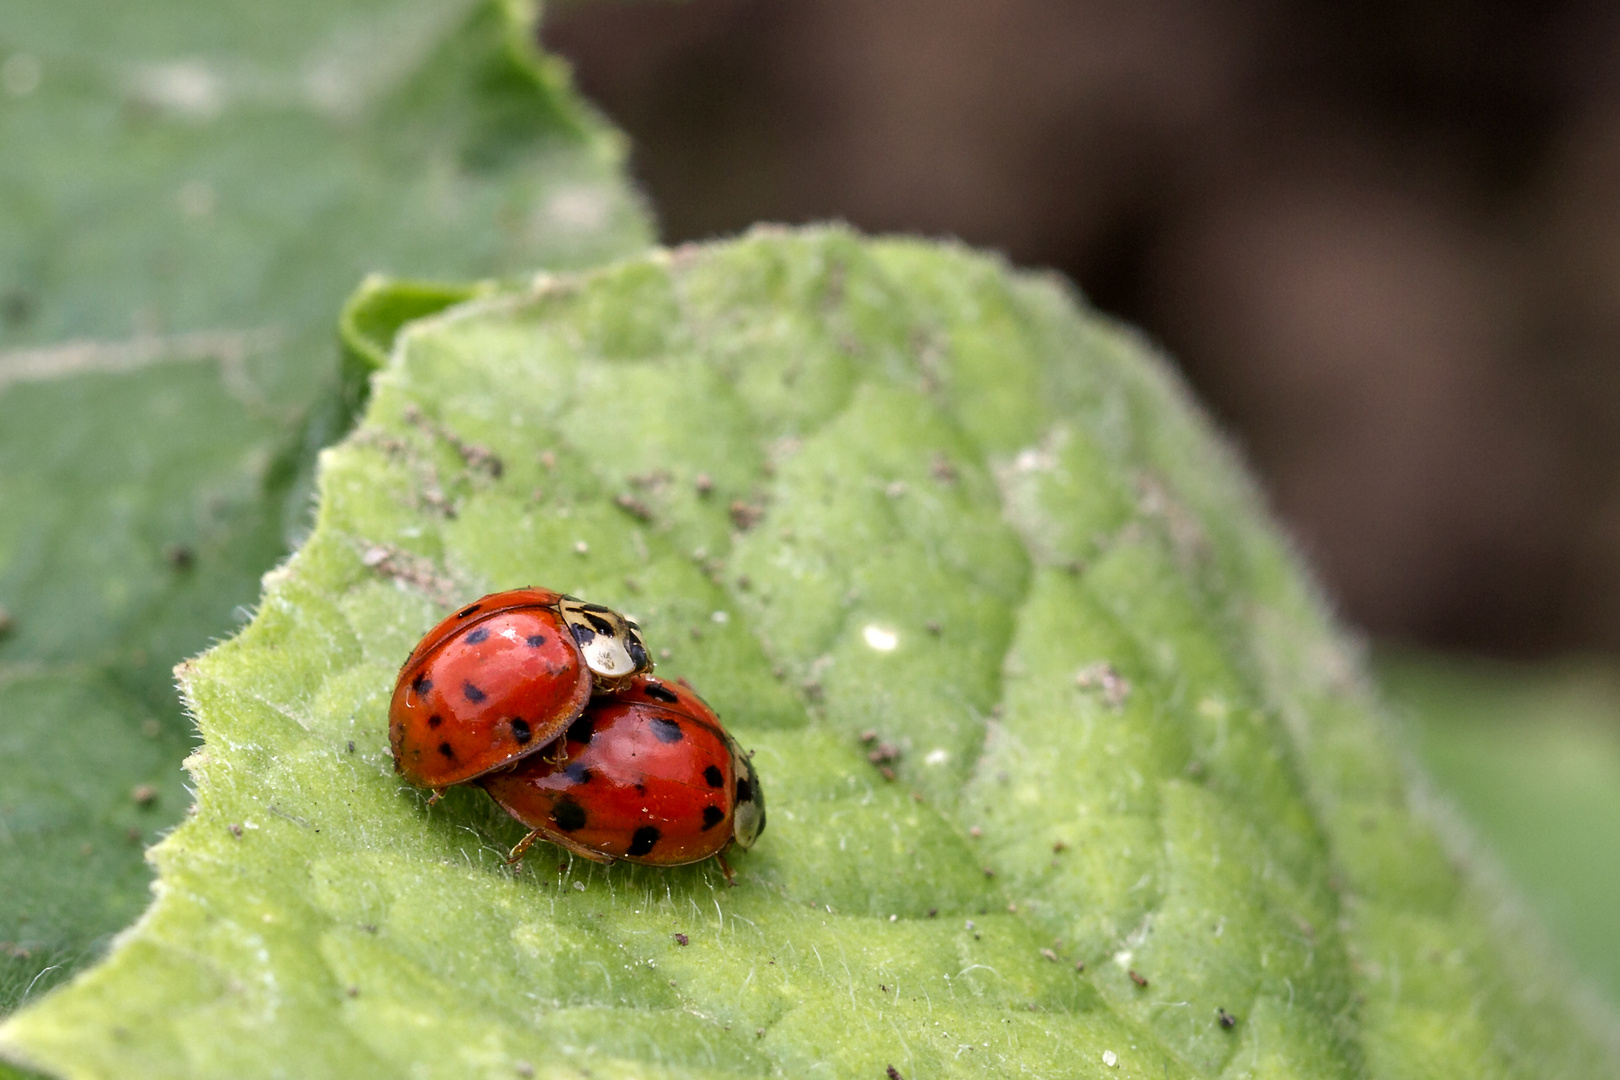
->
[
  {"left": 479, "top": 674, "right": 765, "bottom": 882},
  {"left": 389, "top": 588, "right": 652, "bottom": 790}
]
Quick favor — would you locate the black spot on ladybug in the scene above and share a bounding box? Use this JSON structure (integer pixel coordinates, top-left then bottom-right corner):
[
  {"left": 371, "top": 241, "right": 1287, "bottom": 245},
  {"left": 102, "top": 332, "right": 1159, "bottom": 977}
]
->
[
  {"left": 427, "top": 714, "right": 443, "bottom": 729},
  {"left": 438, "top": 742, "right": 456, "bottom": 759},
  {"left": 463, "top": 681, "right": 487, "bottom": 703},
  {"left": 510, "top": 718, "right": 532, "bottom": 744},
  {"left": 564, "top": 763, "right": 592, "bottom": 784},
  {"left": 644, "top": 683, "right": 680, "bottom": 704},
  {"left": 578, "top": 603, "right": 614, "bottom": 614},
  {"left": 525, "top": 634, "right": 547, "bottom": 648},
  {"left": 464, "top": 627, "right": 489, "bottom": 645},
  {"left": 412, "top": 674, "right": 432, "bottom": 695},
  {"left": 736, "top": 777, "right": 754, "bottom": 804},
  {"left": 702, "top": 805, "right": 724, "bottom": 831},
  {"left": 551, "top": 798, "right": 587, "bottom": 832},
  {"left": 569, "top": 623, "right": 597, "bottom": 646},
  {"left": 703, "top": 765, "right": 724, "bottom": 788},
  {"left": 626, "top": 638, "right": 650, "bottom": 669},
  {"left": 457, "top": 604, "right": 481, "bottom": 619},
  {"left": 650, "top": 717, "right": 684, "bottom": 743},
  {"left": 584, "top": 612, "right": 616, "bottom": 635},
  {"left": 628, "top": 826, "right": 661, "bottom": 856},
  {"left": 567, "top": 715, "right": 594, "bottom": 745}
]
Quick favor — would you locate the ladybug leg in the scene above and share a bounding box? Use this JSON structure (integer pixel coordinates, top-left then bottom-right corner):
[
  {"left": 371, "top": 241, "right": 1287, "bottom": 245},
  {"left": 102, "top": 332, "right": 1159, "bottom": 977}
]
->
[
  {"left": 426, "top": 788, "right": 445, "bottom": 807},
  {"left": 506, "top": 827, "right": 612, "bottom": 866},
  {"left": 542, "top": 738, "right": 569, "bottom": 768},
  {"left": 715, "top": 852, "right": 737, "bottom": 887},
  {"left": 506, "top": 829, "right": 544, "bottom": 865}
]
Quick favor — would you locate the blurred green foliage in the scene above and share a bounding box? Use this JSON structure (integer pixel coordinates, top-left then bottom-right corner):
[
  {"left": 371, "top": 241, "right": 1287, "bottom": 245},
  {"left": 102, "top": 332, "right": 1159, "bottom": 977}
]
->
[
  {"left": 1382, "top": 652, "right": 1620, "bottom": 1008},
  {"left": 0, "top": 0, "right": 648, "bottom": 1013}
]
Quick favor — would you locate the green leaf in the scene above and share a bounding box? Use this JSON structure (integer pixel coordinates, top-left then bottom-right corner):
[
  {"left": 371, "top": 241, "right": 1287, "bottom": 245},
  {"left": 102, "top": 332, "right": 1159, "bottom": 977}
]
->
[
  {"left": 0, "top": 0, "right": 649, "bottom": 1013},
  {"left": 1379, "top": 652, "right": 1620, "bottom": 1009},
  {"left": 5, "top": 228, "right": 1617, "bottom": 1077},
  {"left": 340, "top": 275, "right": 497, "bottom": 412}
]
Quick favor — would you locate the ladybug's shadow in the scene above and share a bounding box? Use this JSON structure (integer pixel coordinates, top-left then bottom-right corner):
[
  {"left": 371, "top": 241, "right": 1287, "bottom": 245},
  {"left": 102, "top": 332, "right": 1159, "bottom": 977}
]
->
[
  {"left": 410, "top": 783, "right": 732, "bottom": 893},
  {"left": 411, "top": 782, "right": 527, "bottom": 866}
]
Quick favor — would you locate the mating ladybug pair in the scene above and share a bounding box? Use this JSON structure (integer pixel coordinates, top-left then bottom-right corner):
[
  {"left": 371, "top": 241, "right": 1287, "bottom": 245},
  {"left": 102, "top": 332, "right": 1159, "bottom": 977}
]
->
[{"left": 388, "top": 588, "right": 764, "bottom": 879}]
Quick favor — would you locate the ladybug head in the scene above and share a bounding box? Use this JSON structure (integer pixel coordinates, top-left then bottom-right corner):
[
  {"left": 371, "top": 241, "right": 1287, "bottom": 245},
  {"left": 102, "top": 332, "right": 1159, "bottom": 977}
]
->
[
  {"left": 729, "top": 740, "right": 765, "bottom": 850},
  {"left": 559, "top": 598, "right": 654, "bottom": 681}
]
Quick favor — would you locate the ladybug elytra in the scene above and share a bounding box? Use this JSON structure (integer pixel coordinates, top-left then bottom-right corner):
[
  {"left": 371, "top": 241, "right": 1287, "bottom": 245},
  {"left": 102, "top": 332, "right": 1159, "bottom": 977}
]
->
[
  {"left": 388, "top": 588, "right": 652, "bottom": 789},
  {"left": 479, "top": 674, "right": 765, "bottom": 880}
]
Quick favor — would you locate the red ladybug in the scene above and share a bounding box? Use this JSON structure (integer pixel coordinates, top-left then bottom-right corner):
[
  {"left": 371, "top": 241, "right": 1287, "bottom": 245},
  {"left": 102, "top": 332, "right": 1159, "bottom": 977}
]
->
[
  {"left": 479, "top": 674, "right": 765, "bottom": 881},
  {"left": 388, "top": 588, "right": 651, "bottom": 790}
]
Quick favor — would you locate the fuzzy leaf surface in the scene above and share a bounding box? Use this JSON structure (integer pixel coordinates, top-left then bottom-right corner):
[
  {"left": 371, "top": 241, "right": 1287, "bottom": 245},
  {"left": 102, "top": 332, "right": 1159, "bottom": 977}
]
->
[
  {"left": 3, "top": 229, "right": 1615, "bottom": 1078},
  {"left": 0, "top": 0, "right": 648, "bottom": 1012}
]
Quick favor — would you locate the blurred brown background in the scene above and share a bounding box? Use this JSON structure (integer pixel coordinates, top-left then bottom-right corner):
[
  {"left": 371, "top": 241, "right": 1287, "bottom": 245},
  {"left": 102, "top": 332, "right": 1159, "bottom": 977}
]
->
[{"left": 543, "top": 0, "right": 1620, "bottom": 661}]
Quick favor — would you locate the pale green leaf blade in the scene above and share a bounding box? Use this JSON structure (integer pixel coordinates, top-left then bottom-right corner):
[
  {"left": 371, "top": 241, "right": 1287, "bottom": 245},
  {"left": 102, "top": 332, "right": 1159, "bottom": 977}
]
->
[{"left": 4, "top": 229, "right": 1615, "bottom": 1078}]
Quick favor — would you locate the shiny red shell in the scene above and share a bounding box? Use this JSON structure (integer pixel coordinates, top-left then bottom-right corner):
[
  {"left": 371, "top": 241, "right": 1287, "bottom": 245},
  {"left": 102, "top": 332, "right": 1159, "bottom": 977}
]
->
[
  {"left": 389, "top": 588, "right": 592, "bottom": 788},
  {"left": 479, "top": 674, "right": 764, "bottom": 866}
]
